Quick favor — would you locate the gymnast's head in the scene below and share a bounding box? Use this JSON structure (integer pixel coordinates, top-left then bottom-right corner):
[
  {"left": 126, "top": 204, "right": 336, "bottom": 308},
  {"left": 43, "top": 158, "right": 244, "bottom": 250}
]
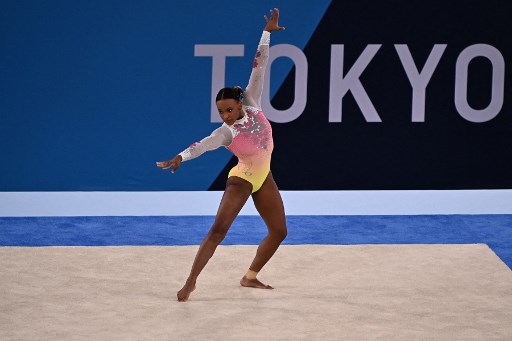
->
[{"left": 216, "top": 86, "right": 245, "bottom": 126}]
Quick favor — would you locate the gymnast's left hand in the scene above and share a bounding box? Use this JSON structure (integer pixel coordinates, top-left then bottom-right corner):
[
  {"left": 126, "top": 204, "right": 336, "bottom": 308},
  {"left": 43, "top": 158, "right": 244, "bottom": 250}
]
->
[{"left": 263, "top": 8, "right": 285, "bottom": 33}]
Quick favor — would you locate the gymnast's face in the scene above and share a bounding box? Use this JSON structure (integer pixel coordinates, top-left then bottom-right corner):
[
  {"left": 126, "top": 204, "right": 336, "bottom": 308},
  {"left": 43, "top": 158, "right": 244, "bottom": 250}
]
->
[{"left": 217, "top": 99, "right": 243, "bottom": 126}]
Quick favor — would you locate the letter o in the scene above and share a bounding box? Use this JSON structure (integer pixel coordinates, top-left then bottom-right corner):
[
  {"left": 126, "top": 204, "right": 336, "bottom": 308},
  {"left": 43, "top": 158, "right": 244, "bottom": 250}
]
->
[
  {"left": 455, "top": 44, "right": 505, "bottom": 123},
  {"left": 262, "top": 44, "right": 308, "bottom": 123}
]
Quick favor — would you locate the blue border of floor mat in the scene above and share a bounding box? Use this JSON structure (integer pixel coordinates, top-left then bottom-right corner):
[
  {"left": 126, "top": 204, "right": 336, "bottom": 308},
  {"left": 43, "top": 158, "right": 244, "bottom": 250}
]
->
[{"left": 1, "top": 215, "right": 511, "bottom": 269}]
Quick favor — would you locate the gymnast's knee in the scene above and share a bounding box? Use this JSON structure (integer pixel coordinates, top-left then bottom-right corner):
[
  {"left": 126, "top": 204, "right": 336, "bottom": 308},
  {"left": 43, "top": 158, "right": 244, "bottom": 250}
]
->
[
  {"left": 272, "top": 225, "right": 287, "bottom": 242},
  {"left": 208, "top": 223, "right": 229, "bottom": 244}
]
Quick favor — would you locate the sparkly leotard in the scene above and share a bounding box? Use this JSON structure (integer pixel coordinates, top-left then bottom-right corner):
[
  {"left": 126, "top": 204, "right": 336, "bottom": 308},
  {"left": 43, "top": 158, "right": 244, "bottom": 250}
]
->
[
  {"left": 226, "top": 105, "right": 273, "bottom": 192},
  {"left": 178, "top": 31, "right": 273, "bottom": 193}
]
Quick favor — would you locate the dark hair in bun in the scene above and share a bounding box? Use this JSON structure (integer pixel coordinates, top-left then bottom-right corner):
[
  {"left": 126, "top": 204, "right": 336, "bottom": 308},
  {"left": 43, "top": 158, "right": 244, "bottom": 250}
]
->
[{"left": 216, "top": 86, "right": 244, "bottom": 102}]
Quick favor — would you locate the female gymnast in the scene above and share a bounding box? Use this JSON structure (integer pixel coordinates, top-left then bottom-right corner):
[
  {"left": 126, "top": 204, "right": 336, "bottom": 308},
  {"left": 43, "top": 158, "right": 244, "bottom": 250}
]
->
[{"left": 156, "top": 8, "right": 286, "bottom": 302}]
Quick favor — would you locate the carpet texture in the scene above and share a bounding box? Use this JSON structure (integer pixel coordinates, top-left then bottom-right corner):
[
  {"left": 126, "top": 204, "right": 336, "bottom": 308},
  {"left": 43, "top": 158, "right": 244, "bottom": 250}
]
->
[
  {"left": 1, "top": 244, "right": 511, "bottom": 340},
  {"left": 1, "top": 215, "right": 511, "bottom": 268}
]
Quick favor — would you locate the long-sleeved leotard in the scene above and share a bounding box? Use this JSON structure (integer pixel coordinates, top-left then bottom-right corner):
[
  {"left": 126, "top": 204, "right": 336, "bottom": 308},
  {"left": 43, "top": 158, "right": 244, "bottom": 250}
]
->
[{"left": 178, "top": 31, "right": 273, "bottom": 193}]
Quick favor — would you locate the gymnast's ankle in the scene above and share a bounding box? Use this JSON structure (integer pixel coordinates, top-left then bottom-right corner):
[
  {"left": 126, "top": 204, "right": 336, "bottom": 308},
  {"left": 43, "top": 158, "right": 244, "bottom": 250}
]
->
[{"left": 244, "top": 269, "right": 258, "bottom": 280}]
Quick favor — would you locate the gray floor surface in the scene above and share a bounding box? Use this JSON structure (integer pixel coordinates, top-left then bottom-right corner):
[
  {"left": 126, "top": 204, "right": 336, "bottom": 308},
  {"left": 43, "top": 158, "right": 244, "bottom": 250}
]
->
[{"left": 1, "top": 244, "right": 511, "bottom": 340}]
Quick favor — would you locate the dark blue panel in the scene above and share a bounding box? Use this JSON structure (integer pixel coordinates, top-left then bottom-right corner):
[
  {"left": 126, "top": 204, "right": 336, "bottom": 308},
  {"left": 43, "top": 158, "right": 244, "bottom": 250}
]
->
[{"left": 264, "top": 0, "right": 512, "bottom": 190}]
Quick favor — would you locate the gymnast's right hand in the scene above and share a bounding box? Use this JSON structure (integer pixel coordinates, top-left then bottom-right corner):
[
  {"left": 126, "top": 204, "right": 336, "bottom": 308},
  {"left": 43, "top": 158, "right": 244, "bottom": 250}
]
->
[{"left": 156, "top": 155, "right": 182, "bottom": 173}]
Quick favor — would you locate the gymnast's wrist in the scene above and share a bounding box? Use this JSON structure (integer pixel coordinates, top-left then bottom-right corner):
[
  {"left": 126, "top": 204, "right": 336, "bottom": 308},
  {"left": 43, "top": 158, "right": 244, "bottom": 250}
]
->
[
  {"left": 177, "top": 152, "right": 187, "bottom": 162},
  {"left": 259, "top": 31, "right": 271, "bottom": 45}
]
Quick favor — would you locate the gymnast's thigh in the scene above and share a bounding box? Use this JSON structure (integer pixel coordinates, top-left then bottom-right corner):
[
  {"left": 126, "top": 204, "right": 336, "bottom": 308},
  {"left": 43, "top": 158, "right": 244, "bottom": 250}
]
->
[
  {"left": 213, "top": 176, "right": 253, "bottom": 230},
  {"left": 251, "top": 172, "right": 286, "bottom": 232}
]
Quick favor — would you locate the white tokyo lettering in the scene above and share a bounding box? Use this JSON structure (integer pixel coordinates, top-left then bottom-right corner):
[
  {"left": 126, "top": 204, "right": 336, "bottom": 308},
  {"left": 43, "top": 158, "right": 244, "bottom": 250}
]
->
[
  {"left": 262, "top": 44, "right": 308, "bottom": 123},
  {"left": 195, "top": 43, "right": 506, "bottom": 123},
  {"left": 194, "top": 44, "right": 244, "bottom": 123},
  {"left": 395, "top": 44, "right": 447, "bottom": 122},
  {"left": 329, "top": 44, "right": 382, "bottom": 122},
  {"left": 455, "top": 44, "right": 505, "bottom": 123}
]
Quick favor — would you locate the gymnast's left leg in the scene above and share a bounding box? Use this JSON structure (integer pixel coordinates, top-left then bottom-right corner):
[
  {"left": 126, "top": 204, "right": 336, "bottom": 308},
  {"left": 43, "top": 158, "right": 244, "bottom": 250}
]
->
[{"left": 241, "top": 172, "right": 287, "bottom": 289}]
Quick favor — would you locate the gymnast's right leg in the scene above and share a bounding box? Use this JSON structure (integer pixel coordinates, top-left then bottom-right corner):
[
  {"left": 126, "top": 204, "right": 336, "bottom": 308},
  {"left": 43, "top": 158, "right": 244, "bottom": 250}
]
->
[{"left": 177, "top": 176, "right": 252, "bottom": 302}]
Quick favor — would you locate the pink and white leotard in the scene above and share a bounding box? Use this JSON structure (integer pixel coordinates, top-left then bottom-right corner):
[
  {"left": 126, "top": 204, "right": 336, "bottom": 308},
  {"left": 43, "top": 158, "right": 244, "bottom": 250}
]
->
[{"left": 178, "top": 31, "right": 273, "bottom": 193}]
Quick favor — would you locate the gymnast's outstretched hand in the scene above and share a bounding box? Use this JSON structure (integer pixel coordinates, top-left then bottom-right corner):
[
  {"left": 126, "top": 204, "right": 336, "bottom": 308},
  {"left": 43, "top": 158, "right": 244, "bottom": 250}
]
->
[
  {"left": 156, "top": 155, "right": 182, "bottom": 173},
  {"left": 264, "top": 8, "right": 285, "bottom": 33}
]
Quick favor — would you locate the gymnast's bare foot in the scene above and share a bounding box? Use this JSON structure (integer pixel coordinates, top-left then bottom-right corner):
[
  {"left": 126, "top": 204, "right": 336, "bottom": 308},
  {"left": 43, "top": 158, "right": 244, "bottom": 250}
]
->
[
  {"left": 240, "top": 276, "right": 274, "bottom": 289},
  {"left": 177, "top": 280, "right": 196, "bottom": 302}
]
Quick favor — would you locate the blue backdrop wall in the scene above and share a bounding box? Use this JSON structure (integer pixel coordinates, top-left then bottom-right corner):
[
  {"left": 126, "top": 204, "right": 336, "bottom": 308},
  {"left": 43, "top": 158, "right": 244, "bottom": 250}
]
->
[{"left": 1, "top": 0, "right": 510, "bottom": 191}]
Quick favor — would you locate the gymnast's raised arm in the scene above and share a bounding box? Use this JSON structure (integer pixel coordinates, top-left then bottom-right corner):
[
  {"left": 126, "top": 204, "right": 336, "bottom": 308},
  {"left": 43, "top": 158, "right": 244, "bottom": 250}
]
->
[{"left": 243, "top": 8, "right": 285, "bottom": 109}]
